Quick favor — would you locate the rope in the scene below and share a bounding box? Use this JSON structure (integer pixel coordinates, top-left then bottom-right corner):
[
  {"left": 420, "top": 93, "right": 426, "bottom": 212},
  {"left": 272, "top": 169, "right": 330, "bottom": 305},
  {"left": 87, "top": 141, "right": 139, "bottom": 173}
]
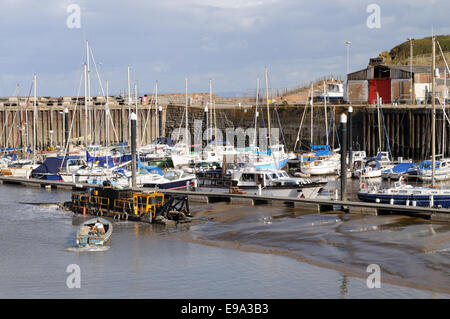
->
[
  {"left": 11, "top": 82, "right": 33, "bottom": 159},
  {"left": 378, "top": 107, "right": 393, "bottom": 161}
]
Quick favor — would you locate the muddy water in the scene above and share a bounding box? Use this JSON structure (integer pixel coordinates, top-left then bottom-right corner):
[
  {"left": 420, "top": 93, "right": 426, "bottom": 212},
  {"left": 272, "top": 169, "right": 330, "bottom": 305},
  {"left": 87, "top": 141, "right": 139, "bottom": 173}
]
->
[
  {"left": 183, "top": 197, "right": 450, "bottom": 295},
  {"left": 0, "top": 181, "right": 449, "bottom": 298}
]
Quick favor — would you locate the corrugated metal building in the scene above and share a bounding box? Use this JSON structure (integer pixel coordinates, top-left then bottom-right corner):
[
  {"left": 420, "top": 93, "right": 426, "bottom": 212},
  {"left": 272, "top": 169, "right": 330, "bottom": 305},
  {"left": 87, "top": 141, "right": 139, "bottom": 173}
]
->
[{"left": 346, "top": 64, "right": 448, "bottom": 104}]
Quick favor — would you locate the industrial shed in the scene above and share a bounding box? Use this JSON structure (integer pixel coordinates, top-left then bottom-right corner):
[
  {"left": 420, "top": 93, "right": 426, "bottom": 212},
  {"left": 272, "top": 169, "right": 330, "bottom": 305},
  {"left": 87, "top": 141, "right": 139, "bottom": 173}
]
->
[{"left": 346, "top": 63, "right": 448, "bottom": 105}]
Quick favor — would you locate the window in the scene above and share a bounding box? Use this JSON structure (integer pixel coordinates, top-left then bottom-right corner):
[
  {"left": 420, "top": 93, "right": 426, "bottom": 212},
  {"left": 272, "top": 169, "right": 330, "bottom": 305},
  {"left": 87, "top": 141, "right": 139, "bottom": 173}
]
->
[{"left": 241, "top": 174, "right": 255, "bottom": 182}]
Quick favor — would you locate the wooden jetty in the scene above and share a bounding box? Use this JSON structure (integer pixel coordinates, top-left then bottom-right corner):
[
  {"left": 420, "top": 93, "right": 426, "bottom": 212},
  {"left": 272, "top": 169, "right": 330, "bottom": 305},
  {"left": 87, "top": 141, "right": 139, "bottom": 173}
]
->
[{"left": 1, "top": 175, "right": 449, "bottom": 222}]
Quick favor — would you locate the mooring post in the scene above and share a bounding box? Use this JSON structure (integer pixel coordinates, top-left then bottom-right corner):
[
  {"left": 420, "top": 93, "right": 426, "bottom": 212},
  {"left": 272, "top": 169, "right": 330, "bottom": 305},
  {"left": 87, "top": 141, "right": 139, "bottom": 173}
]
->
[
  {"left": 64, "top": 107, "right": 69, "bottom": 152},
  {"left": 131, "top": 112, "right": 137, "bottom": 188},
  {"left": 348, "top": 106, "right": 353, "bottom": 168},
  {"left": 340, "top": 113, "right": 347, "bottom": 201}
]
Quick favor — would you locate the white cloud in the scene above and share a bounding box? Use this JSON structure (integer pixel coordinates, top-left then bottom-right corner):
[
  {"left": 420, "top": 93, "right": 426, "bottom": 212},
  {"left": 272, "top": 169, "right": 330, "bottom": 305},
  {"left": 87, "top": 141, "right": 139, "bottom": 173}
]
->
[{"left": 1, "top": 0, "right": 450, "bottom": 95}]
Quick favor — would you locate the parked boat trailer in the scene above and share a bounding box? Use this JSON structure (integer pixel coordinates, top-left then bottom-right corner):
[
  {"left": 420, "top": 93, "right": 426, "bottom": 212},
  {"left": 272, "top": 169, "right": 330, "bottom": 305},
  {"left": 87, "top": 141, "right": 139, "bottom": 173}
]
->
[{"left": 70, "top": 187, "right": 190, "bottom": 223}]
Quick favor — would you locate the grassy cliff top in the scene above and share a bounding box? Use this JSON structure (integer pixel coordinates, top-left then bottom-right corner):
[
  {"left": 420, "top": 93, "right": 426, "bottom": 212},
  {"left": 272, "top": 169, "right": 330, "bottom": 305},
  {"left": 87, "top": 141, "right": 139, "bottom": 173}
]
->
[{"left": 379, "top": 35, "right": 450, "bottom": 65}]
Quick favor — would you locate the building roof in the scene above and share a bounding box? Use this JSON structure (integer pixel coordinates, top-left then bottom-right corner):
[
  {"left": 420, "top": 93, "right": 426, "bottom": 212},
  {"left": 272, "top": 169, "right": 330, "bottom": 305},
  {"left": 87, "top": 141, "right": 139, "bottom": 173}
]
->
[{"left": 348, "top": 64, "right": 448, "bottom": 81}]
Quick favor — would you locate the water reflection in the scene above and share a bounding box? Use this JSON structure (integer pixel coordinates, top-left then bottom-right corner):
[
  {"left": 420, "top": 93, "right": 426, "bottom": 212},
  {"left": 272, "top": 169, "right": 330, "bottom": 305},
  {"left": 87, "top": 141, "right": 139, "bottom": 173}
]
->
[{"left": 340, "top": 275, "right": 348, "bottom": 299}]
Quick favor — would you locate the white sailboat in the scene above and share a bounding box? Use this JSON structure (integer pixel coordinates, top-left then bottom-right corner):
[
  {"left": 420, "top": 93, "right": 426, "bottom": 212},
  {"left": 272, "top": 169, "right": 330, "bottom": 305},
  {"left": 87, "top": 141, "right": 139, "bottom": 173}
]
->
[{"left": 299, "top": 83, "right": 340, "bottom": 176}]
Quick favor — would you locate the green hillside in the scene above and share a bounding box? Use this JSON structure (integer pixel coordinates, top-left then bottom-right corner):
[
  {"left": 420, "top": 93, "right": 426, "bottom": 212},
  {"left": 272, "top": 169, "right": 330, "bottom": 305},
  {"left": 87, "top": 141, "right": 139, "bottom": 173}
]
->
[{"left": 380, "top": 35, "right": 450, "bottom": 65}]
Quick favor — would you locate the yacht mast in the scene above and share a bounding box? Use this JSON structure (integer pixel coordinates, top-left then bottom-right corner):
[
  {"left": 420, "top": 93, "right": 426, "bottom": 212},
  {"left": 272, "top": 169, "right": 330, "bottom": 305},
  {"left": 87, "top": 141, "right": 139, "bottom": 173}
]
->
[
  {"left": 253, "top": 78, "right": 259, "bottom": 147},
  {"left": 432, "top": 36, "right": 436, "bottom": 186},
  {"left": 324, "top": 81, "right": 328, "bottom": 146},
  {"left": 127, "top": 66, "right": 131, "bottom": 141},
  {"left": 310, "top": 82, "right": 313, "bottom": 147},
  {"left": 265, "top": 68, "right": 271, "bottom": 150},
  {"left": 443, "top": 69, "right": 447, "bottom": 157},
  {"left": 155, "top": 80, "right": 158, "bottom": 139},
  {"left": 377, "top": 93, "right": 382, "bottom": 153},
  {"left": 86, "top": 40, "right": 92, "bottom": 146},
  {"left": 185, "top": 77, "right": 189, "bottom": 149},
  {"left": 134, "top": 82, "right": 138, "bottom": 147},
  {"left": 209, "top": 79, "right": 213, "bottom": 143},
  {"left": 33, "top": 74, "right": 37, "bottom": 164},
  {"left": 84, "top": 63, "right": 88, "bottom": 147},
  {"left": 106, "top": 80, "right": 110, "bottom": 148}
]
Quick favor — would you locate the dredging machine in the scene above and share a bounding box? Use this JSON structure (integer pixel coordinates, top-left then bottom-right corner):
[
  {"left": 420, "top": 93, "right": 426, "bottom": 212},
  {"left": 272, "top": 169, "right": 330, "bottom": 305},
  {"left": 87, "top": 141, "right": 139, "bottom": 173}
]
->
[{"left": 68, "top": 185, "right": 191, "bottom": 224}]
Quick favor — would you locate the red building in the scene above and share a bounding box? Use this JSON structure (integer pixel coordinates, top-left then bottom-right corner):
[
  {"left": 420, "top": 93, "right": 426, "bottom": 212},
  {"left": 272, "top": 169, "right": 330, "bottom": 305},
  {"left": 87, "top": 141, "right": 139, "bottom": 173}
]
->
[{"left": 345, "top": 61, "right": 445, "bottom": 105}]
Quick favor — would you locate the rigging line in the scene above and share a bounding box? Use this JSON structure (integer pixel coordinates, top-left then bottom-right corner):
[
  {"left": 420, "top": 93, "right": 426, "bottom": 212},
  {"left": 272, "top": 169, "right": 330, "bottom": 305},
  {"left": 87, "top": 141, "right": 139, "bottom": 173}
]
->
[
  {"left": 378, "top": 107, "right": 393, "bottom": 161},
  {"left": 176, "top": 108, "right": 185, "bottom": 141},
  {"left": 436, "top": 40, "right": 450, "bottom": 75},
  {"left": 293, "top": 89, "right": 311, "bottom": 151},
  {"left": 334, "top": 111, "right": 341, "bottom": 149},
  {"left": 0, "top": 87, "right": 18, "bottom": 144},
  {"left": 11, "top": 82, "right": 33, "bottom": 158},
  {"left": 94, "top": 102, "right": 105, "bottom": 147},
  {"left": 89, "top": 45, "right": 119, "bottom": 147},
  {"left": 274, "top": 107, "right": 286, "bottom": 149},
  {"left": 60, "top": 67, "right": 84, "bottom": 169},
  {"left": 327, "top": 105, "right": 333, "bottom": 144},
  {"left": 5, "top": 86, "right": 21, "bottom": 148},
  {"left": 5, "top": 108, "right": 17, "bottom": 148},
  {"left": 293, "top": 105, "right": 308, "bottom": 152},
  {"left": 141, "top": 87, "right": 156, "bottom": 143}
]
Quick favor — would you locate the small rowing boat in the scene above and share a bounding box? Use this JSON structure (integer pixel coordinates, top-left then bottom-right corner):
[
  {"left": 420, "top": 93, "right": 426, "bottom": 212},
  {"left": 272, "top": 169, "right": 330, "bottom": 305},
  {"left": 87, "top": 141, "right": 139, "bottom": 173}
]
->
[{"left": 76, "top": 217, "right": 113, "bottom": 247}]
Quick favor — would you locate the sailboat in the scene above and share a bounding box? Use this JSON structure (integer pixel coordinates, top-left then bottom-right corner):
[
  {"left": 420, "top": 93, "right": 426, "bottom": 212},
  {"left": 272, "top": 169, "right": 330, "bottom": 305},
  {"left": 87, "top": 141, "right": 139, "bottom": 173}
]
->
[
  {"left": 358, "top": 36, "right": 450, "bottom": 208},
  {"left": 353, "top": 96, "right": 394, "bottom": 179},
  {"left": 2, "top": 78, "right": 40, "bottom": 178},
  {"left": 170, "top": 78, "right": 202, "bottom": 168},
  {"left": 251, "top": 69, "right": 290, "bottom": 170},
  {"left": 298, "top": 82, "right": 340, "bottom": 176}
]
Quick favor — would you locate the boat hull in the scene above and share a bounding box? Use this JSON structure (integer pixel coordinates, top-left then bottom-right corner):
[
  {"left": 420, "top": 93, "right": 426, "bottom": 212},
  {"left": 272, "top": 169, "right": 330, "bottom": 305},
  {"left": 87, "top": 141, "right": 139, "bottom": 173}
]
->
[
  {"left": 143, "top": 177, "right": 194, "bottom": 190},
  {"left": 75, "top": 217, "right": 113, "bottom": 247},
  {"left": 196, "top": 183, "right": 324, "bottom": 199},
  {"left": 357, "top": 191, "right": 450, "bottom": 208}
]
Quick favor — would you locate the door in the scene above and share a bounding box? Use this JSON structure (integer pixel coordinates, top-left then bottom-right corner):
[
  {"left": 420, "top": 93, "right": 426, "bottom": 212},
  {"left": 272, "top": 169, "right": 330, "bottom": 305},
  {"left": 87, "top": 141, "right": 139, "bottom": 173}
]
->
[{"left": 369, "top": 79, "right": 391, "bottom": 104}]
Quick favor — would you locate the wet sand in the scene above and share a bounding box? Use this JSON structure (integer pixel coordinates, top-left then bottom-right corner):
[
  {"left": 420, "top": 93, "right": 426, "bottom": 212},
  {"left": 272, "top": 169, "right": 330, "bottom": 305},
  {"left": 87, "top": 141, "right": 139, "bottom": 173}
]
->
[{"left": 171, "top": 201, "right": 450, "bottom": 295}]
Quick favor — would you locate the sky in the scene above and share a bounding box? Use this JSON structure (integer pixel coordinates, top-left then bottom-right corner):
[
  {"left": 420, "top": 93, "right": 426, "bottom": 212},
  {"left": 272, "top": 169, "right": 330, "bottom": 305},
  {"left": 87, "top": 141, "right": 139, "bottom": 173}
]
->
[{"left": 0, "top": 0, "right": 449, "bottom": 97}]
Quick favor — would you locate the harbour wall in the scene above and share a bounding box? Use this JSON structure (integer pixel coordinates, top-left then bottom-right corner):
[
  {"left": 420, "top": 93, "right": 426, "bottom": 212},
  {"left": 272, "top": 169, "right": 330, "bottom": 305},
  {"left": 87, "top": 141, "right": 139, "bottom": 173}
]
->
[{"left": 0, "top": 95, "right": 445, "bottom": 160}]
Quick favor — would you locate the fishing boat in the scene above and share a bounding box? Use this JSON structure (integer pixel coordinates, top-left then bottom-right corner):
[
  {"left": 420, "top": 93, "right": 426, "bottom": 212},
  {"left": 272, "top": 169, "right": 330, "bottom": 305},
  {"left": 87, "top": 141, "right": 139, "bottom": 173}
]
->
[
  {"left": 352, "top": 158, "right": 382, "bottom": 179},
  {"left": 0, "top": 160, "right": 39, "bottom": 178},
  {"left": 194, "top": 165, "right": 326, "bottom": 199},
  {"left": 75, "top": 217, "right": 113, "bottom": 247},
  {"left": 30, "top": 156, "right": 85, "bottom": 180},
  {"left": 299, "top": 145, "right": 340, "bottom": 176},
  {"left": 382, "top": 162, "right": 417, "bottom": 180},
  {"left": 141, "top": 169, "right": 195, "bottom": 190},
  {"left": 113, "top": 164, "right": 195, "bottom": 190},
  {"left": 417, "top": 158, "right": 450, "bottom": 182},
  {"left": 357, "top": 177, "right": 450, "bottom": 208}
]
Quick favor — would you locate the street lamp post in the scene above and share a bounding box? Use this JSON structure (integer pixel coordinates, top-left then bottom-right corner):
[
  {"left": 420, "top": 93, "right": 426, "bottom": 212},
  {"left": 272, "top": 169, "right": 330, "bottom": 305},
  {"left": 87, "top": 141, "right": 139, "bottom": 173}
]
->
[{"left": 345, "top": 41, "right": 351, "bottom": 103}]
